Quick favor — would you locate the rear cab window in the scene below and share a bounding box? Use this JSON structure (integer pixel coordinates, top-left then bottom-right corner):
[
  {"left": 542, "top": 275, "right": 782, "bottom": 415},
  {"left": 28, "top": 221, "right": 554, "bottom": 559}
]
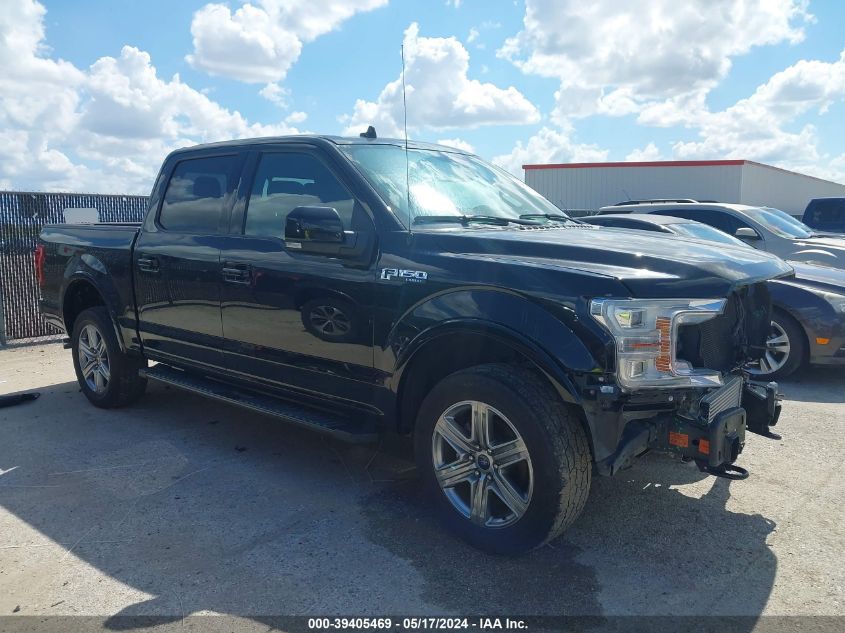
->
[
  {"left": 804, "top": 199, "right": 845, "bottom": 229},
  {"left": 159, "top": 155, "right": 241, "bottom": 233}
]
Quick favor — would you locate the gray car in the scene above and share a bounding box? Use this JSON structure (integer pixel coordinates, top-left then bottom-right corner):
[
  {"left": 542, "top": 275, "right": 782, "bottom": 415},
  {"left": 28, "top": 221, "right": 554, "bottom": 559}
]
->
[{"left": 598, "top": 200, "right": 845, "bottom": 270}]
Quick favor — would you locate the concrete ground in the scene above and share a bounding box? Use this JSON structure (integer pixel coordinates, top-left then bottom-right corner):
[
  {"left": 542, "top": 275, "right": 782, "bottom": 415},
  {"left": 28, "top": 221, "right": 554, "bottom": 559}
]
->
[{"left": 0, "top": 342, "right": 843, "bottom": 628}]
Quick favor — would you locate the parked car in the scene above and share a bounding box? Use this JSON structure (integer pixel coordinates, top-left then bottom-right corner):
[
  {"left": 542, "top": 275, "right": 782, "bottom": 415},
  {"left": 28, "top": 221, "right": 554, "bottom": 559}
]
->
[
  {"left": 37, "top": 134, "right": 789, "bottom": 554},
  {"left": 803, "top": 197, "right": 845, "bottom": 234},
  {"left": 598, "top": 200, "right": 845, "bottom": 270},
  {"left": 586, "top": 214, "right": 845, "bottom": 379}
]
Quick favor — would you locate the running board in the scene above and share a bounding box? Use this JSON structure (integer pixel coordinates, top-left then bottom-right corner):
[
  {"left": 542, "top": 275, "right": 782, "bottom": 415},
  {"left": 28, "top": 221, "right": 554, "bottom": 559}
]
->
[{"left": 141, "top": 364, "right": 378, "bottom": 443}]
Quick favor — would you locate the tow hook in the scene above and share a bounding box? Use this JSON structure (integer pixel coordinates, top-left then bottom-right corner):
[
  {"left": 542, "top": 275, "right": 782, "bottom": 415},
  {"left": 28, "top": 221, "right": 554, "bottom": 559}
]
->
[{"left": 696, "top": 461, "right": 749, "bottom": 481}]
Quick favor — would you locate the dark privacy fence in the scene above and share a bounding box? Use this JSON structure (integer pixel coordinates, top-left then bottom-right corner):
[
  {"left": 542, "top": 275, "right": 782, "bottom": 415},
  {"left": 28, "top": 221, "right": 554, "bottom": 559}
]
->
[{"left": 0, "top": 191, "right": 149, "bottom": 343}]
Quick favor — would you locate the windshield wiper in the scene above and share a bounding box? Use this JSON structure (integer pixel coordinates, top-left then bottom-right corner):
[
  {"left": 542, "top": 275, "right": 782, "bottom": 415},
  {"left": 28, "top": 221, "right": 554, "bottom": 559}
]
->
[
  {"left": 413, "top": 214, "right": 539, "bottom": 226},
  {"left": 519, "top": 213, "right": 580, "bottom": 224}
]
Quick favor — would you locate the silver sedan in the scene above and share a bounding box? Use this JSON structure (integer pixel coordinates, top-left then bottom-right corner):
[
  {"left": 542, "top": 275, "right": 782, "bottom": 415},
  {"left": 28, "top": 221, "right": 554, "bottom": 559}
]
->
[{"left": 598, "top": 201, "right": 845, "bottom": 270}]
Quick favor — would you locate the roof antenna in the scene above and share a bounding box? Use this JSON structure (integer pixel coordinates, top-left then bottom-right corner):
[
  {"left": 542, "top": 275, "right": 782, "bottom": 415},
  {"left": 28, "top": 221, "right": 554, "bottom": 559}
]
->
[
  {"left": 621, "top": 188, "right": 632, "bottom": 201},
  {"left": 401, "top": 43, "right": 412, "bottom": 233},
  {"left": 360, "top": 125, "right": 377, "bottom": 139}
]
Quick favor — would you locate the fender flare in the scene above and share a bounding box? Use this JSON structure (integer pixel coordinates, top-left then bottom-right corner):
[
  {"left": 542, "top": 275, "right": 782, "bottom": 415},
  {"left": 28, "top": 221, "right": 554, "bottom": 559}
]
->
[
  {"left": 60, "top": 261, "right": 126, "bottom": 352},
  {"left": 392, "top": 318, "right": 583, "bottom": 405}
]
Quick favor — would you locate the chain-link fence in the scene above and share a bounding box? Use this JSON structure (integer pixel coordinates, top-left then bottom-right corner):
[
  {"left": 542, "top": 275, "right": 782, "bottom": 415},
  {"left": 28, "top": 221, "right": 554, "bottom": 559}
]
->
[{"left": 0, "top": 191, "right": 149, "bottom": 344}]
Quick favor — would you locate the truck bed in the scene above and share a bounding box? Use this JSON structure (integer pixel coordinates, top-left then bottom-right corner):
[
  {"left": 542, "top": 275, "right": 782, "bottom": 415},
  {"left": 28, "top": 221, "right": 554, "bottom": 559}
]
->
[{"left": 38, "top": 223, "right": 142, "bottom": 338}]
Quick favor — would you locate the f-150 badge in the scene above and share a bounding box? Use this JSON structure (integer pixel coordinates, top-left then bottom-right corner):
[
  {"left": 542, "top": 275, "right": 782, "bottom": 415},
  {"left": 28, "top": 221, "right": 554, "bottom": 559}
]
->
[{"left": 380, "top": 268, "right": 428, "bottom": 283}]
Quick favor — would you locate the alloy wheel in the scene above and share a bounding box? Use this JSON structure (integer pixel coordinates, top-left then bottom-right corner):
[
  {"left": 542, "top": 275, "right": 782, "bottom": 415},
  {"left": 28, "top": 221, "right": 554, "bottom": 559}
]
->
[
  {"left": 431, "top": 400, "right": 533, "bottom": 528},
  {"left": 78, "top": 324, "right": 110, "bottom": 394},
  {"left": 749, "top": 320, "right": 790, "bottom": 376}
]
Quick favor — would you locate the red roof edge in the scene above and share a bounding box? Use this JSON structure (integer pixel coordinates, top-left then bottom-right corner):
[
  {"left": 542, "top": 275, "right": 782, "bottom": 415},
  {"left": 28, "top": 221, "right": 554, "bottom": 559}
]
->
[{"left": 522, "top": 159, "right": 747, "bottom": 170}]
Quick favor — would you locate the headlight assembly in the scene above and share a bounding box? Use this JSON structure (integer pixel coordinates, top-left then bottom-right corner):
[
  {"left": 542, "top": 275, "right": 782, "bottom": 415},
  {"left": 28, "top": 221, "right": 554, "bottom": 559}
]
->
[{"left": 590, "top": 298, "right": 727, "bottom": 390}]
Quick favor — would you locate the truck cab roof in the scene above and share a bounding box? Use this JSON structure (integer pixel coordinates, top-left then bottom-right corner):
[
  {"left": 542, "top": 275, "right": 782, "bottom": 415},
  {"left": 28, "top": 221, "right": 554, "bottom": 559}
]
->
[{"left": 168, "top": 135, "right": 471, "bottom": 157}]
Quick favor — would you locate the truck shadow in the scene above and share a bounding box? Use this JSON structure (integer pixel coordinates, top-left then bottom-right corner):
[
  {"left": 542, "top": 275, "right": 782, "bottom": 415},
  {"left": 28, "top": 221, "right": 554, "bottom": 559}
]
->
[
  {"left": 778, "top": 364, "right": 845, "bottom": 403},
  {"left": 0, "top": 380, "right": 776, "bottom": 628},
  {"left": 361, "top": 453, "right": 776, "bottom": 619}
]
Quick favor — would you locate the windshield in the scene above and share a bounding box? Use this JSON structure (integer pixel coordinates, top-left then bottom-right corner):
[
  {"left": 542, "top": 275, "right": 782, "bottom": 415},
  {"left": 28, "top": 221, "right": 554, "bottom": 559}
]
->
[
  {"left": 669, "top": 222, "right": 750, "bottom": 247},
  {"left": 340, "top": 145, "right": 568, "bottom": 227},
  {"left": 743, "top": 206, "right": 814, "bottom": 239}
]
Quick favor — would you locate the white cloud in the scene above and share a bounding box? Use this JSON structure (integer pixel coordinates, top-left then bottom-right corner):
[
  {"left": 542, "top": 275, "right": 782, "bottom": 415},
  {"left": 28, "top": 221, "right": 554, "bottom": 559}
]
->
[
  {"left": 500, "top": 0, "right": 812, "bottom": 122},
  {"left": 341, "top": 23, "right": 539, "bottom": 137},
  {"left": 467, "top": 28, "right": 479, "bottom": 44},
  {"left": 260, "top": 82, "right": 290, "bottom": 108},
  {"left": 652, "top": 50, "right": 845, "bottom": 179},
  {"left": 436, "top": 138, "right": 475, "bottom": 152},
  {"left": 494, "top": 0, "right": 845, "bottom": 182},
  {"left": 0, "top": 1, "right": 302, "bottom": 193},
  {"left": 186, "top": 0, "right": 388, "bottom": 83},
  {"left": 625, "top": 142, "right": 662, "bottom": 162},
  {"left": 285, "top": 110, "right": 308, "bottom": 124},
  {"left": 492, "top": 125, "right": 609, "bottom": 176}
]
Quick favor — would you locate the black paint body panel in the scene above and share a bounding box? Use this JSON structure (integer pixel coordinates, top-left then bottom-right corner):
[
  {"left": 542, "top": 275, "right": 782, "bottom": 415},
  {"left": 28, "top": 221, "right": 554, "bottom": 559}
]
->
[{"left": 37, "top": 135, "right": 793, "bottom": 466}]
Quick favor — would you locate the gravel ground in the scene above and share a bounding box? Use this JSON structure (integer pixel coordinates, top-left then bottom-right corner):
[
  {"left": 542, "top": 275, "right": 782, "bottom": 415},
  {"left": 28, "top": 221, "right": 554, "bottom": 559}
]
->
[{"left": 0, "top": 342, "right": 843, "bottom": 629}]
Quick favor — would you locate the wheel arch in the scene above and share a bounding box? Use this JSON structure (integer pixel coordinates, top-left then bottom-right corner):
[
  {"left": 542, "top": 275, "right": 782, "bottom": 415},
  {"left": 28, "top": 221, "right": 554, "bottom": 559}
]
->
[
  {"left": 393, "top": 322, "right": 593, "bottom": 457},
  {"left": 771, "top": 304, "right": 810, "bottom": 366},
  {"left": 62, "top": 276, "right": 124, "bottom": 352}
]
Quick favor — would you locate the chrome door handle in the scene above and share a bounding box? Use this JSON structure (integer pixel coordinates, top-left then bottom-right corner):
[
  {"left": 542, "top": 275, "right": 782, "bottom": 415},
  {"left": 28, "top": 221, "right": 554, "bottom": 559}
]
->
[
  {"left": 137, "top": 255, "right": 159, "bottom": 273},
  {"left": 222, "top": 262, "right": 252, "bottom": 284}
]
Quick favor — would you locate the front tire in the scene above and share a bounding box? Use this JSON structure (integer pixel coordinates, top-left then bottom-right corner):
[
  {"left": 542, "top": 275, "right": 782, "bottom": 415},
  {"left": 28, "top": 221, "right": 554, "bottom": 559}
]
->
[
  {"left": 747, "top": 310, "right": 805, "bottom": 380},
  {"left": 71, "top": 307, "right": 147, "bottom": 408},
  {"left": 414, "top": 364, "right": 591, "bottom": 554}
]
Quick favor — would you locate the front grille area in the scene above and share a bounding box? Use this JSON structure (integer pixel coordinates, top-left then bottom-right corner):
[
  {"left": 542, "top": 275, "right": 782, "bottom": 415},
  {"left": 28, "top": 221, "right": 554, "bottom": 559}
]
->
[
  {"left": 677, "top": 283, "right": 771, "bottom": 372},
  {"left": 699, "top": 375, "right": 744, "bottom": 423}
]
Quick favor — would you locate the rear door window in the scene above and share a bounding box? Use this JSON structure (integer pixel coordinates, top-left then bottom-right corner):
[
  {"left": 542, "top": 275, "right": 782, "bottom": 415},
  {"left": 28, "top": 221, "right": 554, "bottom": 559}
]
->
[{"left": 159, "top": 155, "right": 240, "bottom": 233}]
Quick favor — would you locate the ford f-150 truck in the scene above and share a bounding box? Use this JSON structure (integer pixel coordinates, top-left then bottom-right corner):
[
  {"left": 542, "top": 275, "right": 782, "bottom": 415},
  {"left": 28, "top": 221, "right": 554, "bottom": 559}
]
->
[{"left": 37, "top": 134, "right": 790, "bottom": 553}]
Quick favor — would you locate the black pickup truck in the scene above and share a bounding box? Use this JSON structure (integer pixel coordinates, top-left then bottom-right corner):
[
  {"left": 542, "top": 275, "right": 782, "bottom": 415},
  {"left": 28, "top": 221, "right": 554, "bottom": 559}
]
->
[{"left": 37, "top": 134, "right": 790, "bottom": 553}]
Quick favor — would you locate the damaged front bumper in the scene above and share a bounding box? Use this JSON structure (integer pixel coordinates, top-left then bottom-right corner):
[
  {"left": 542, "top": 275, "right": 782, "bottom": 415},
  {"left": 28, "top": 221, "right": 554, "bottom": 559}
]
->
[{"left": 594, "top": 376, "right": 782, "bottom": 479}]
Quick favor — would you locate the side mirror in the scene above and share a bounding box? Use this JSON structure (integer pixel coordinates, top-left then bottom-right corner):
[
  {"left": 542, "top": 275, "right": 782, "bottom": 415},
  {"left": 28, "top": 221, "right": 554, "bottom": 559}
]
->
[
  {"left": 285, "top": 206, "right": 345, "bottom": 244},
  {"left": 734, "top": 227, "right": 760, "bottom": 241}
]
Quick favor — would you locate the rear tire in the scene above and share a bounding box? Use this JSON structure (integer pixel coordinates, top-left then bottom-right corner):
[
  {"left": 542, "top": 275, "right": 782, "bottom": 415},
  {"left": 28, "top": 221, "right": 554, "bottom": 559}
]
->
[
  {"left": 71, "top": 307, "right": 147, "bottom": 408},
  {"left": 414, "top": 363, "right": 591, "bottom": 555}
]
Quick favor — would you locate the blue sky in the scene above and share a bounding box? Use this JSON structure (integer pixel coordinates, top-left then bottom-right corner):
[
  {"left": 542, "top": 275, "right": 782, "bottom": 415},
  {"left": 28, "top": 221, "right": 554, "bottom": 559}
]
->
[{"left": 1, "top": 0, "right": 844, "bottom": 193}]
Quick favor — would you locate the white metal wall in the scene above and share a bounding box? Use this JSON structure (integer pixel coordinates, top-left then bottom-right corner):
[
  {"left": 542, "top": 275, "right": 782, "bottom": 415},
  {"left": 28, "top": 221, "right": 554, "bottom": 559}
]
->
[
  {"left": 525, "top": 162, "right": 845, "bottom": 215},
  {"left": 525, "top": 164, "right": 743, "bottom": 213},
  {"left": 739, "top": 162, "right": 845, "bottom": 215}
]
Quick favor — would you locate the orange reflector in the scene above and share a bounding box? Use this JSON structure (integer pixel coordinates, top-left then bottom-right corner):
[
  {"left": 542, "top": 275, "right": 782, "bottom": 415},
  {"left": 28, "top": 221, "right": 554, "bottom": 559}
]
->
[
  {"left": 655, "top": 317, "right": 672, "bottom": 372},
  {"left": 698, "top": 439, "right": 710, "bottom": 455},
  {"left": 816, "top": 337, "right": 830, "bottom": 345},
  {"left": 669, "top": 431, "right": 689, "bottom": 448}
]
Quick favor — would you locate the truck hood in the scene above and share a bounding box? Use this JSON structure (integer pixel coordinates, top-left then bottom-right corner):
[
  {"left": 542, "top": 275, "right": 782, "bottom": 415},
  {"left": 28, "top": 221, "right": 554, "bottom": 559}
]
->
[{"left": 423, "top": 225, "right": 793, "bottom": 298}]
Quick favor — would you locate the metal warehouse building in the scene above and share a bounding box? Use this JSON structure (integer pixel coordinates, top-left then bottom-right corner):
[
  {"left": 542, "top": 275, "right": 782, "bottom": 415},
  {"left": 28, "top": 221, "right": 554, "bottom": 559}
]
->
[{"left": 523, "top": 159, "right": 845, "bottom": 216}]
